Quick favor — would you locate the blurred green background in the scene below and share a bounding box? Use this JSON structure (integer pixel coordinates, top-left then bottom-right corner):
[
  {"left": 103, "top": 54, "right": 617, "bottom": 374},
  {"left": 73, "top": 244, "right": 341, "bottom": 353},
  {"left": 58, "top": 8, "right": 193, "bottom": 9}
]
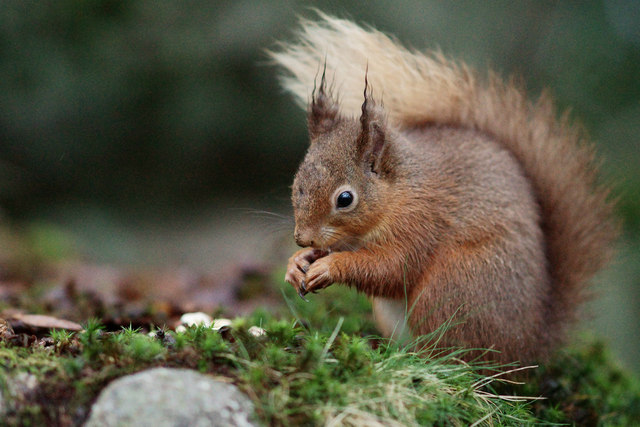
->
[{"left": 1, "top": 1, "right": 638, "bottom": 372}]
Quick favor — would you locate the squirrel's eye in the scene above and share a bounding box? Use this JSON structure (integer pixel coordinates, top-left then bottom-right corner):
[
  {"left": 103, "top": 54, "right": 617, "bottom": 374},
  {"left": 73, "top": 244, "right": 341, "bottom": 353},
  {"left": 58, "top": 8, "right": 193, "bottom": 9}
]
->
[
  {"left": 336, "top": 191, "right": 354, "bottom": 209},
  {"left": 332, "top": 185, "right": 358, "bottom": 212}
]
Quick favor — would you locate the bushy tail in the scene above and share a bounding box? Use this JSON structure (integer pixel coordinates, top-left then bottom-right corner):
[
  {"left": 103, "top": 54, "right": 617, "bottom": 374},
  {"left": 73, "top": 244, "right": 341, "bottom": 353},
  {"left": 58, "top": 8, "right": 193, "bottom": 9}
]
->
[{"left": 271, "top": 14, "right": 619, "bottom": 329}]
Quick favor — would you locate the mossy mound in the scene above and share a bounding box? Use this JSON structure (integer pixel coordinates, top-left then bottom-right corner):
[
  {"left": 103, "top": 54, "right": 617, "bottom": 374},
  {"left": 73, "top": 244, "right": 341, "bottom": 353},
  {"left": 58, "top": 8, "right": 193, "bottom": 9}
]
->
[{"left": 1, "top": 285, "right": 638, "bottom": 426}]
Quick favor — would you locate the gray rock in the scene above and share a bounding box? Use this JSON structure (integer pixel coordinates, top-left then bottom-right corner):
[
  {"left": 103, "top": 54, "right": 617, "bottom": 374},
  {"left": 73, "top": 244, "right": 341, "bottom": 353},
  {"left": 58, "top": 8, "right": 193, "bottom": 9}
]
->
[
  {"left": 85, "top": 367, "right": 257, "bottom": 427},
  {"left": 0, "top": 371, "right": 39, "bottom": 416}
]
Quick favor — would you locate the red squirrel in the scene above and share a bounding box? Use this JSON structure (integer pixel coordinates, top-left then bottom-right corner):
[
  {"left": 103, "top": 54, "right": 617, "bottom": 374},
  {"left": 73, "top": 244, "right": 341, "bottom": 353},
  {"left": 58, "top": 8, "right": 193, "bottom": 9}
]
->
[{"left": 272, "top": 15, "right": 617, "bottom": 363}]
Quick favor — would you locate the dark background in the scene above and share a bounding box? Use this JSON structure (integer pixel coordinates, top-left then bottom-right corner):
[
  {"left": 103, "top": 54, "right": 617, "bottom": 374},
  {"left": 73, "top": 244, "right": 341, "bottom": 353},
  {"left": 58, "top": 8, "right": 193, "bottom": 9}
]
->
[{"left": 1, "top": 1, "right": 638, "bottom": 371}]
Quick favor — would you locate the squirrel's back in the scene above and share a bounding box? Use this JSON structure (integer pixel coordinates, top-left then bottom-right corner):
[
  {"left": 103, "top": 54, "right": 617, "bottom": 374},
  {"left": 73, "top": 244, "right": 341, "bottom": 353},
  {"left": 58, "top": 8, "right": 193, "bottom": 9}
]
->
[{"left": 273, "top": 14, "right": 617, "bottom": 358}]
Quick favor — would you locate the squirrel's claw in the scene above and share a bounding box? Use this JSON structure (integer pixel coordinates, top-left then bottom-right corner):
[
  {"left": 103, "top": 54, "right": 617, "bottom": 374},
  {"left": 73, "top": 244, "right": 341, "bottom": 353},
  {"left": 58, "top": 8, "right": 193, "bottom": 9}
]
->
[
  {"left": 297, "top": 289, "right": 309, "bottom": 302},
  {"left": 286, "top": 247, "right": 331, "bottom": 301},
  {"left": 303, "top": 255, "right": 334, "bottom": 294},
  {"left": 299, "top": 280, "right": 310, "bottom": 301}
]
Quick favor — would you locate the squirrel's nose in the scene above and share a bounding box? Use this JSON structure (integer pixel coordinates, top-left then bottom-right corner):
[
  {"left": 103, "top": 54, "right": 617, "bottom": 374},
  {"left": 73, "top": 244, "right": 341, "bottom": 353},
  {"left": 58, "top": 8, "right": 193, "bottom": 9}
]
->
[{"left": 294, "top": 228, "right": 314, "bottom": 248}]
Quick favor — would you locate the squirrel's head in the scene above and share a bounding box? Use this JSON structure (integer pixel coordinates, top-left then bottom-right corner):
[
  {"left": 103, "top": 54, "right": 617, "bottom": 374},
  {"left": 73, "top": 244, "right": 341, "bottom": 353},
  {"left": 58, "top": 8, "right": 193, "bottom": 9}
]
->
[{"left": 291, "top": 70, "right": 395, "bottom": 251}]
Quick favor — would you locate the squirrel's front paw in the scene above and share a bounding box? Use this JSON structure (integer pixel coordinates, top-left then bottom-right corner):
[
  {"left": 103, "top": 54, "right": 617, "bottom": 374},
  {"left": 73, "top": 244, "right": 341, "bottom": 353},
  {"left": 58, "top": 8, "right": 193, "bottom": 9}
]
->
[
  {"left": 285, "top": 248, "right": 329, "bottom": 299},
  {"left": 304, "top": 255, "right": 335, "bottom": 294}
]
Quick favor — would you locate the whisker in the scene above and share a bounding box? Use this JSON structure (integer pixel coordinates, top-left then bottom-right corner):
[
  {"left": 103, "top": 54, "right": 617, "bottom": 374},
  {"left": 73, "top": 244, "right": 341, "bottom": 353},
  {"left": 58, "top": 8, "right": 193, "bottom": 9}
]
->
[
  {"left": 233, "top": 208, "right": 293, "bottom": 221},
  {"left": 227, "top": 207, "right": 295, "bottom": 237}
]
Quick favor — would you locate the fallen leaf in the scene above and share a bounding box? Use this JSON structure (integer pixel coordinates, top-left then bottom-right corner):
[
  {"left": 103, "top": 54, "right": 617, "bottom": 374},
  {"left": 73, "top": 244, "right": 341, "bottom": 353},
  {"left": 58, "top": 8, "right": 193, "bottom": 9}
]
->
[{"left": 9, "top": 313, "right": 83, "bottom": 331}]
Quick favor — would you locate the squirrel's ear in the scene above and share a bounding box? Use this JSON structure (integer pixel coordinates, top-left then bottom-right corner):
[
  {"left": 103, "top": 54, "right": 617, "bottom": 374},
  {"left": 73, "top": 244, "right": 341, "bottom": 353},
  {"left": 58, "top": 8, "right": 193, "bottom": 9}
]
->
[
  {"left": 357, "top": 74, "right": 388, "bottom": 175},
  {"left": 308, "top": 65, "right": 339, "bottom": 140}
]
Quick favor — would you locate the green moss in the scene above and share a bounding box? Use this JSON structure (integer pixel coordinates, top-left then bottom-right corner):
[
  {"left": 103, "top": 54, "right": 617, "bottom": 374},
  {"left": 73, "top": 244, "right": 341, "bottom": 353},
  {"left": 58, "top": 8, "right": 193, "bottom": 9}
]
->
[
  {"left": 1, "top": 290, "right": 639, "bottom": 426},
  {"left": 518, "top": 336, "right": 640, "bottom": 425},
  {"left": 121, "top": 334, "right": 166, "bottom": 363}
]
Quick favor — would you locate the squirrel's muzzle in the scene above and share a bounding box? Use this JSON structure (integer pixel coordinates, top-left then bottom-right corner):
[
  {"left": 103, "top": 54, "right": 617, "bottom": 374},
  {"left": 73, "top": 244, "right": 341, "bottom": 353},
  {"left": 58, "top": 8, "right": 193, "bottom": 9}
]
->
[{"left": 294, "top": 227, "right": 315, "bottom": 248}]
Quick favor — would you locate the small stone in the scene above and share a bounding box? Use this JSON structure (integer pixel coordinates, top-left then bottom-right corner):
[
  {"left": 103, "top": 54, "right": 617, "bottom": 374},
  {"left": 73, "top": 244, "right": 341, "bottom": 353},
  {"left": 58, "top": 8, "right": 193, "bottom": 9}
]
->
[
  {"left": 13, "top": 372, "right": 38, "bottom": 394},
  {"left": 85, "top": 367, "right": 256, "bottom": 427},
  {"left": 212, "top": 318, "right": 232, "bottom": 331},
  {"left": 0, "top": 372, "right": 39, "bottom": 416},
  {"left": 180, "top": 312, "right": 214, "bottom": 327},
  {"left": 248, "top": 326, "right": 266, "bottom": 337}
]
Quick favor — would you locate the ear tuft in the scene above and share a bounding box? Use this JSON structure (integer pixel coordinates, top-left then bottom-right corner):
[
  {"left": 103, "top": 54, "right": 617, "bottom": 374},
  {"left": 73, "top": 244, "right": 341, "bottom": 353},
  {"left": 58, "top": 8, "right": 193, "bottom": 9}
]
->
[
  {"left": 357, "top": 70, "right": 388, "bottom": 175},
  {"left": 308, "top": 62, "right": 340, "bottom": 140}
]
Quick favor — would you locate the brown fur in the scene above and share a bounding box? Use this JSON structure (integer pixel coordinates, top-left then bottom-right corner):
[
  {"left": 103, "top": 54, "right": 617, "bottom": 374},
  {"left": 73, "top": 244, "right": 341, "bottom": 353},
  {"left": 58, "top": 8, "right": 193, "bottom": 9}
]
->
[{"left": 273, "top": 15, "right": 617, "bottom": 364}]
